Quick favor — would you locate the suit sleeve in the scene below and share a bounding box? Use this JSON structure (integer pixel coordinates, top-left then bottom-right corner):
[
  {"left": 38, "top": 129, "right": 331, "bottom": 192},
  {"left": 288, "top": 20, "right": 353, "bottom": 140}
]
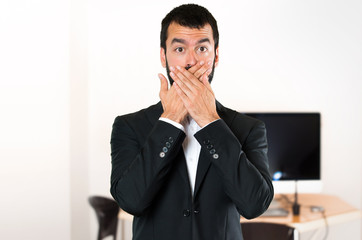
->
[
  {"left": 194, "top": 119, "right": 273, "bottom": 219},
  {"left": 110, "top": 116, "right": 186, "bottom": 216}
]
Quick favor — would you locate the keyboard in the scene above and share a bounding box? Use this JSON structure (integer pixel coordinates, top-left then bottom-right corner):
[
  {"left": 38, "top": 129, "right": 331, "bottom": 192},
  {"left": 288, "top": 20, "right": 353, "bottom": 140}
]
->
[{"left": 261, "top": 208, "right": 289, "bottom": 217}]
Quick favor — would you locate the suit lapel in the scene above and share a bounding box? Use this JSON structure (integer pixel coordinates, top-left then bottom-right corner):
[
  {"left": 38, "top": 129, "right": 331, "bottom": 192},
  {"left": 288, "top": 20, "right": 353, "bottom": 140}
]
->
[
  {"left": 175, "top": 150, "right": 191, "bottom": 187},
  {"left": 193, "top": 148, "right": 211, "bottom": 198}
]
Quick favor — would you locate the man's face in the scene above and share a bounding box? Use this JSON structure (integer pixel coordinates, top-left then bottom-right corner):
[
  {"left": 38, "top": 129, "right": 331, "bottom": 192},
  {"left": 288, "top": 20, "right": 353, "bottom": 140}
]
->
[{"left": 161, "top": 22, "right": 219, "bottom": 85}]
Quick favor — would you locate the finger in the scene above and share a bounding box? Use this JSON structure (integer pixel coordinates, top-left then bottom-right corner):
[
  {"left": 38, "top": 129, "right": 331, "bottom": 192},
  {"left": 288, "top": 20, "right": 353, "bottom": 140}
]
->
[
  {"left": 174, "top": 66, "right": 201, "bottom": 88},
  {"left": 158, "top": 73, "right": 168, "bottom": 93},
  {"left": 170, "top": 71, "right": 193, "bottom": 96},
  {"left": 202, "top": 70, "right": 213, "bottom": 92},
  {"left": 193, "top": 60, "right": 213, "bottom": 79},
  {"left": 173, "top": 82, "right": 189, "bottom": 106},
  {"left": 187, "top": 61, "right": 205, "bottom": 76}
]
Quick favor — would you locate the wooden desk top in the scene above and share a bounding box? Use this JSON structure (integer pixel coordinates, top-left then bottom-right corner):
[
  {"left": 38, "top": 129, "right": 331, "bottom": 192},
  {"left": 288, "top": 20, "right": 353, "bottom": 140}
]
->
[
  {"left": 241, "top": 194, "right": 361, "bottom": 232},
  {"left": 119, "top": 194, "right": 361, "bottom": 232}
]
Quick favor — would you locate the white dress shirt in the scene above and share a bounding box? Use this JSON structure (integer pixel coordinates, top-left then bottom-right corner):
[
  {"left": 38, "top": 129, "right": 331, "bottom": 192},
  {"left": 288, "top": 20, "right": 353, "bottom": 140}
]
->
[{"left": 159, "top": 117, "right": 201, "bottom": 195}]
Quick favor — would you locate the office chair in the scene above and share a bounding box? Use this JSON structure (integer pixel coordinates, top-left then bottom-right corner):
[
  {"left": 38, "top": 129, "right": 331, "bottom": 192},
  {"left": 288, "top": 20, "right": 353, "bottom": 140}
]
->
[
  {"left": 88, "top": 196, "right": 120, "bottom": 240},
  {"left": 241, "top": 222, "right": 298, "bottom": 240}
]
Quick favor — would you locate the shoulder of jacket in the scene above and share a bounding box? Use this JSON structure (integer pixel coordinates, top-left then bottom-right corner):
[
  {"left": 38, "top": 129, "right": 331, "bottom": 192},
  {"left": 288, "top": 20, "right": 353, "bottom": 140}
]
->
[
  {"left": 114, "top": 102, "right": 161, "bottom": 124},
  {"left": 217, "top": 101, "right": 263, "bottom": 129}
]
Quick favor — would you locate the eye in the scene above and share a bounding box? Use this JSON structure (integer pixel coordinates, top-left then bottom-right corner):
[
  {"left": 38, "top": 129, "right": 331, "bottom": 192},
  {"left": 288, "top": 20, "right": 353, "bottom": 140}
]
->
[
  {"left": 175, "top": 47, "right": 184, "bottom": 53},
  {"left": 199, "top": 46, "right": 208, "bottom": 52}
]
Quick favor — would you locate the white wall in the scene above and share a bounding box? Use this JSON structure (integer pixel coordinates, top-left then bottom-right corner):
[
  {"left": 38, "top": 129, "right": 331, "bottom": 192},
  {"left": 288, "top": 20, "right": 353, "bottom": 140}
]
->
[
  {"left": 0, "top": 0, "right": 72, "bottom": 239},
  {"left": 0, "top": 0, "right": 361, "bottom": 240},
  {"left": 69, "top": 0, "right": 91, "bottom": 239}
]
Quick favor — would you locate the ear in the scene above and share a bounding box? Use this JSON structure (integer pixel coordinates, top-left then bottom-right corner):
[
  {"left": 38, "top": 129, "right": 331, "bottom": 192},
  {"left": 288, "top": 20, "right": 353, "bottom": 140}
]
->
[
  {"left": 160, "top": 47, "right": 166, "bottom": 68},
  {"left": 214, "top": 47, "right": 219, "bottom": 67}
]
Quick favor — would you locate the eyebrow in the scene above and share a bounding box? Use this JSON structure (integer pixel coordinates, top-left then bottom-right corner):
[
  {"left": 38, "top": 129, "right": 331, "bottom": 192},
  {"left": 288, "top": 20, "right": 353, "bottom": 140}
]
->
[
  {"left": 170, "top": 38, "right": 211, "bottom": 45},
  {"left": 171, "top": 38, "right": 186, "bottom": 45},
  {"left": 197, "top": 38, "right": 211, "bottom": 44}
]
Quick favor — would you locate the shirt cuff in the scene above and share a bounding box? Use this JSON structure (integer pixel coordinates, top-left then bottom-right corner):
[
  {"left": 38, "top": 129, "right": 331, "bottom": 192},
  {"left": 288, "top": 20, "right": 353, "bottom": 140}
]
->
[
  {"left": 200, "top": 119, "right": 221, "bottom": 130},
  {"left": 159, "top": 117, "right": 185, "bottom": 132}
]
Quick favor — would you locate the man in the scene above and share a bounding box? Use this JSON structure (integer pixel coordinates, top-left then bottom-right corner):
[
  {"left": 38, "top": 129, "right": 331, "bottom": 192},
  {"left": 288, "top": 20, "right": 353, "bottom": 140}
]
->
[{"left": 110, "top": 4, "right": 273, "bottom": 240}]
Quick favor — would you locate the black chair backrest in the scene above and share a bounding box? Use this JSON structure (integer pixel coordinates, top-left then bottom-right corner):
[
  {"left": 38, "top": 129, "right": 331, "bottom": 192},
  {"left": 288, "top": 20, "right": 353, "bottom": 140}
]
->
[
  {"left": 241, "top": 222, "right": 295, "bottom": 240},
  {"left": 88, "top": 196, "right": 120, "bottom": 240}
]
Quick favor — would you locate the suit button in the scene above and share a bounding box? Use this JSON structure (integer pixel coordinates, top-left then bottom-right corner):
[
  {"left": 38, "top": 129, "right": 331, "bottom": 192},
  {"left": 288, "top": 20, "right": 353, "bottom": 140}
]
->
[
  {"left": 194, "top": 210, "right": 200, "bottom": 214},
  {"left": 207, "top": 144, "right": 213, "bottom": 149},
  {"left": 159, "top": 152, "right": 165, "bottom": 158},
  {"left": 169, "top": 137, "right": 174, "bottom": 143},
  {"left": 183, "top": 209, "right": 190, "bottom": 217},
  {"left": 209, "top": 149, "right": 216, "bottom": 154},
  {"left": 213, "top": 153, "right": 219, "bottom": 159},
  {"left": 165, "top": 142, "right": 171, "bottom": 148},
  {"left": 162, "top": 147, "right": 168, "bottom": 152},
  {"left": 203, "top": 140, "right": 210, "bottom": 145}
]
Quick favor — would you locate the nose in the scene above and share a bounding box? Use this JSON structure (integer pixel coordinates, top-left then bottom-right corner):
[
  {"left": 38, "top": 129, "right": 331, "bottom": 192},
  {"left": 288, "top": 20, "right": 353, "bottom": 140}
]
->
[{"left": 185, "top": 51, "right": 197, "bottom": 69}]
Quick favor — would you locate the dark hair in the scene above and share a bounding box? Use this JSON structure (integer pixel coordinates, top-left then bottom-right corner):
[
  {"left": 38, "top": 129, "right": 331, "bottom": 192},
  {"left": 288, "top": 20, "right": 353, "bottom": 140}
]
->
[{"left": 160, "top": 4, "right": 219, "bottom": 51}]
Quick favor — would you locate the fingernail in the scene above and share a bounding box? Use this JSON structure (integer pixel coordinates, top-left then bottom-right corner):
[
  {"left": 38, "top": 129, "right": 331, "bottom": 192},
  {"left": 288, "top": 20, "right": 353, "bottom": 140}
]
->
[
  {"left": 158, "top": 74, "right": 162, "bottom": 80},
  {"left": 208, "top": 61, "right": 212, "bottom": 65},
  {"left": 170, "top": 72, "right": 175, "bottom": 77},
  {"left": 170, "top": 66, "right": 175, "bottom": 71},
  {"left": 200, "top": 61, "right": 204, "bottom": 65},
  {"left": 176, "top": 66, "right": 181, "bottom": 70}
]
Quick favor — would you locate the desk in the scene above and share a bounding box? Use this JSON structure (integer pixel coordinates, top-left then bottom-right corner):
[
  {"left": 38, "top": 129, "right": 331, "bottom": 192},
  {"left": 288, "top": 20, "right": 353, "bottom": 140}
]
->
[
  {"left": 118, "top": 194, "right": 361, "bottom": 238},
  {"left": 241, "top": 194, "right": 361, "bottom": 233}
]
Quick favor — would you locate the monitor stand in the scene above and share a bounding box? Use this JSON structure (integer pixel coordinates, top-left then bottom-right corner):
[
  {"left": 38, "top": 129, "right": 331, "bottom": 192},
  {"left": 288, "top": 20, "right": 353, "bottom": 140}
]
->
[{"left": 292, "top": 180, "right": 300, "bottom": 215}]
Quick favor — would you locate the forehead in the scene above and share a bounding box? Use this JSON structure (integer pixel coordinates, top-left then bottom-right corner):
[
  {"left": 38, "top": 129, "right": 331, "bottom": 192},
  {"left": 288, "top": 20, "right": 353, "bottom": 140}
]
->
[{"left": 166, "top": 22, "right": 214, "bottom": 45}]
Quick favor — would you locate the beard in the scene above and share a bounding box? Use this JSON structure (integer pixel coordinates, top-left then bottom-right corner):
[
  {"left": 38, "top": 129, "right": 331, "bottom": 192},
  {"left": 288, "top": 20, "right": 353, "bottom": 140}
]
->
[{"left": 165, "top": 58, "right": 216, "bottom": 86}]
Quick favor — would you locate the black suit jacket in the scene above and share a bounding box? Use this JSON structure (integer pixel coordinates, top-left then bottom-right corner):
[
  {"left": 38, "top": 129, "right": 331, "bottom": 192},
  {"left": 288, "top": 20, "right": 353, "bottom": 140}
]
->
[{"left": 110, "top": 101, "right": 273, "bottom": 240}]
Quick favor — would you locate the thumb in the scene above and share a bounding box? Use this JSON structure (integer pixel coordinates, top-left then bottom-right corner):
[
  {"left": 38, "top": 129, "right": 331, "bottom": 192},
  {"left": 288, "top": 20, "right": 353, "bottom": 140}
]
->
[{"left": 158, "top": 73, "right": 168, "bottom": 93}]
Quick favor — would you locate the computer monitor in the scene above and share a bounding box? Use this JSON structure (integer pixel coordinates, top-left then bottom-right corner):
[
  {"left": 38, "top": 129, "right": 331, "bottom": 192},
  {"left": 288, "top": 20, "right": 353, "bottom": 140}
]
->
[{"left": 244, "top": 113, "right": 322, "bottom": 193}]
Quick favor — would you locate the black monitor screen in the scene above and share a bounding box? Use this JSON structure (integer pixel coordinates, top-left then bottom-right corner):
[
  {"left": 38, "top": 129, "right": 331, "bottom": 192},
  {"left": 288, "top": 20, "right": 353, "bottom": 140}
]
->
[{"left": 244, "top": 113, "right": 321, "bottom": 181}]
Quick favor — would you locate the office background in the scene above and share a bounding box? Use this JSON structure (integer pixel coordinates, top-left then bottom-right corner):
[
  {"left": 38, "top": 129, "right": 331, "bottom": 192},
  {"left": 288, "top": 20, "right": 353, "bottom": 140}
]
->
[{"left": 0, "top": 0, "right": 361, "bottom": 239}]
